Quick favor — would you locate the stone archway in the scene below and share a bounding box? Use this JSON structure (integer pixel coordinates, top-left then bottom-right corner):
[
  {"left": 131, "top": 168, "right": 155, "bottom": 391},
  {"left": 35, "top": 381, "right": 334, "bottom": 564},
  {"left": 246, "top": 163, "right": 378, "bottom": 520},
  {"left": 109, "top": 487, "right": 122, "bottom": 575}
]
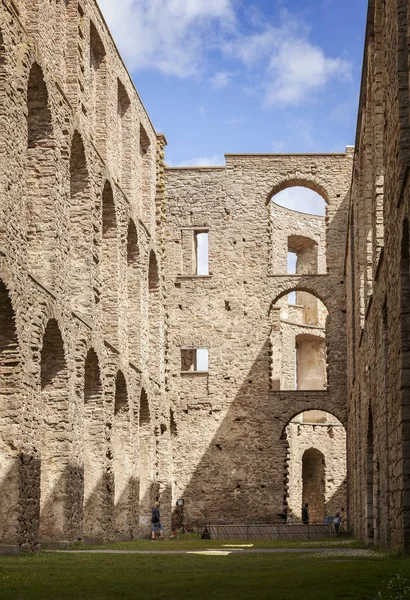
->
[{"left": 285, "top": 410, "right": 347, "bottom": 522}]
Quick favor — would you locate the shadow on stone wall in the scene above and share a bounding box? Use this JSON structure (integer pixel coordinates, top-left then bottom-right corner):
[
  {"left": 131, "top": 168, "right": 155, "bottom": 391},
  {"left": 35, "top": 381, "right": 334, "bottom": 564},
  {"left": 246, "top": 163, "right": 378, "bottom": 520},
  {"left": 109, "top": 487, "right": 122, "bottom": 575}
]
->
[
  {"left": 0, "top": 452, "right": 171, "bottom": 548},
  {"left": 173, "top": 340, "right": 347, "bottom": 529}
]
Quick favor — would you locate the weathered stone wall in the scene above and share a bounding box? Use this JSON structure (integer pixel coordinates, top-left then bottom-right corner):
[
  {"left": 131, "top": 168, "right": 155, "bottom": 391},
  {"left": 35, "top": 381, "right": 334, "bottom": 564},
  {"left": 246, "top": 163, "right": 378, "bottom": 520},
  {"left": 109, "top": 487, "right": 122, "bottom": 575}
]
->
[
  {"left": 346, "top": 0, "right": 410, "bottom": 552},
  {"left": 165, "top": 152, "right": 352, "bottom": 526},
  {"left": 0, "top": 0, "right": 169, "bottom": 548}
]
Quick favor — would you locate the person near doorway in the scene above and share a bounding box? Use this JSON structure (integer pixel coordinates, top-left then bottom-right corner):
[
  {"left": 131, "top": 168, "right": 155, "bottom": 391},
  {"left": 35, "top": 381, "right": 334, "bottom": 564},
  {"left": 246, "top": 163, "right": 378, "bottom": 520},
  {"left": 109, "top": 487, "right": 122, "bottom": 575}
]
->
[
  {"left": 302, "top": 503, "right": 309, "bottom": 524},
  {"left": 151, "top": 501, "right": 164, "bottom": 541},
  {"left": 333, "top": 512, "right": 342, "bottom": 535}
]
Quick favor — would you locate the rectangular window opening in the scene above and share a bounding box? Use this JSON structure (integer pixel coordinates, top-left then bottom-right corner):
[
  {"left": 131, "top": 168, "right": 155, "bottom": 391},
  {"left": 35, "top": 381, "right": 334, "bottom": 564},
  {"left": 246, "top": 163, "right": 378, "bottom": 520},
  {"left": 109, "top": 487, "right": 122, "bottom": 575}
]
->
[
  {"left": 181, "top": 348, "right": 209, "bottom": 373},
  {"left": 287, "top": 251, "right": 297, "bottom": 275},
  {"left": 195, "top": 231, "right": 209, "bottom": 275}
]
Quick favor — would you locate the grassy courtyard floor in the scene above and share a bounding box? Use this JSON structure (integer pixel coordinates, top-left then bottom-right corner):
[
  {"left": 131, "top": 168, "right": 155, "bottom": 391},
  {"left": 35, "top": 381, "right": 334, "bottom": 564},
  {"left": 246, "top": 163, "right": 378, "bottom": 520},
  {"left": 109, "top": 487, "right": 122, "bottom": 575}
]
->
[{"left": 0, "top": 539, "right": 409, "bottom": 599}]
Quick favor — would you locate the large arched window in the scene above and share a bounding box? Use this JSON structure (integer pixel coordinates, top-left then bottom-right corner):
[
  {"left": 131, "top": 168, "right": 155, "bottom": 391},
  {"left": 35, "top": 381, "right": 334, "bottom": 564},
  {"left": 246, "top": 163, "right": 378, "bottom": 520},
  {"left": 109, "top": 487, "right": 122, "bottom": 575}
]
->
[
  {"left": 0, "top": 281, "right": 21, "bottom": 544},
  {"left": 90, "top": 22, "right": 107, "bottom": 158},
  {"left": 127, "top": 220, "right": 141, "bottom": 364},
  {"left": 70, "top": 131, "right": 92, "bottom": 317},
  {"left": 285, "top": 410, "right": 346, "bottom": 523},
  {"left": 39, "top": 319, "right": 70, "bottom": 541},
  {"left": 26, "top": 63, "right": 56, "bottom": 287},
  {"left": 140, "top": 125, "right": 152, "bottom": 224},
  {"left": 101, "top": 182, "right": 118, "bottom": 345},
  {"left": 83, "top": 349, "right": 104, "bottom": 540},
  {"left": 272, "top": 186, "right": 326, "bottom": 216},
  {"left": 270, "top": 290, "right": 328, "bottom": 390},
  {"left": 113, "top": 371, "right": 132, "bottom": 537},
  {"left": 148, "top": 251, "right": 160, "bottom": 377},
  {"left": 270, "top": 186, "right": 327, "bottom": 276},
  {"left": 138, "top": 389, "right": 154, "bottom": 529},
  {"left": 117, "top": 79, "right": 132, "bottom": 195}
]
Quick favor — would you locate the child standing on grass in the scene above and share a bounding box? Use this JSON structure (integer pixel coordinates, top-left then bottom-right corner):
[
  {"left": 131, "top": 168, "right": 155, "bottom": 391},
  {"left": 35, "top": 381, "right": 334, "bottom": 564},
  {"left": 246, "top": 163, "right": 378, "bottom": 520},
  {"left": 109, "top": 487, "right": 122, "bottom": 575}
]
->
[{"left": 151, "top": 501, "right": 164, "bottom": 541}]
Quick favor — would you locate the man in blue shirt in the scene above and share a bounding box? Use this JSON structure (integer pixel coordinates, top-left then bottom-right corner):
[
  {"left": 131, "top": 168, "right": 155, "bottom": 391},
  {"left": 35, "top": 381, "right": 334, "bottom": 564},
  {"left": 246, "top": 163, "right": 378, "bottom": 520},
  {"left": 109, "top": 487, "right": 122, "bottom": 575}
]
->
[{"left": 151, "top": 501, "right": 164, "bottom": 540}]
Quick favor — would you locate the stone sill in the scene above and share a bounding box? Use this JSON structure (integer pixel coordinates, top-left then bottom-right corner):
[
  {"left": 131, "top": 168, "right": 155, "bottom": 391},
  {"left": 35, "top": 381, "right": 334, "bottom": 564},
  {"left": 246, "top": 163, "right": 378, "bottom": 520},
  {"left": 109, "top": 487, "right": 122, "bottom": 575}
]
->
[
  {"left": 176, "top": 275, "right": 212, "bottom": 280},
  {"left": 294, "top": 422, "right": 344, "bottom": 427},
  {"left": 280, "top": 319, "right": 325, "bottom": 331},
  {"left": 180, "top": 371, "right": 209, "bottom": 376},
  {"left": 267, "top": 273, "right": 328, "bottom": 278},
  {"left": 270, "top": 390, "right": 329, "bottom": 394}
]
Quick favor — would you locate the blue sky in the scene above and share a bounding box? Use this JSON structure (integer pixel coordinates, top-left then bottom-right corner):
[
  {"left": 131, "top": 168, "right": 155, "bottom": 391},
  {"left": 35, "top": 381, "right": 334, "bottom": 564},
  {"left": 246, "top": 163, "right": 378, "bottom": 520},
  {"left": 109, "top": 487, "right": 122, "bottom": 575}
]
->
[{"left": 97, "top": 0, "right": 367, "bottom": 212}]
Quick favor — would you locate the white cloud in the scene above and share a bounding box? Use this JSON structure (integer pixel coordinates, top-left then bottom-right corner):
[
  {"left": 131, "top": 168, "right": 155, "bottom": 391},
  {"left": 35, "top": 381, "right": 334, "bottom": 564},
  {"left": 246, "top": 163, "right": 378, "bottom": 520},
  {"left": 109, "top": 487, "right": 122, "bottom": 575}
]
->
[
  {"left": 225, "top": 11, "right": 351, "bottom": 107},
  {"left": 167, "top": 154, "right": 225, "bottom": 167},
  {"left": 209, "top": 71, "right": 233, "bottom": 89},
  {"left": 97, "top": 0, "right": 235, "bottom": 77},
  {"left": 272, "top": 187, "right": 326, "bottom": 216},
  {"left": 97, "top": 2, "right": 350, "bottom": 107},
  {"left": 265, "top": 39, "right": 350, "bottom": 106}
]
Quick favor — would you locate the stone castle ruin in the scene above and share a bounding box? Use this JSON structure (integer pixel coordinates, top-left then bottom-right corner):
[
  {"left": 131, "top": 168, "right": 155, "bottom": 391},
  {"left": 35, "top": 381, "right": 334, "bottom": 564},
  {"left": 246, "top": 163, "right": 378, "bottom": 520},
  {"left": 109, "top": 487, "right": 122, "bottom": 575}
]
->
[{"left": 0, "top": 0, "right": 408, "bottom": 551}]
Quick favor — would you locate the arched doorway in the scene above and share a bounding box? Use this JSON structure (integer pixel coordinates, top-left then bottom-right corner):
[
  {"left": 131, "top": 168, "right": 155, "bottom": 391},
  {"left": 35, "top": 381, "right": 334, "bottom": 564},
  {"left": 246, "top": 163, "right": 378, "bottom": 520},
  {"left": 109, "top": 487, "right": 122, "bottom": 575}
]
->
[
  {"left": 285, "top": 411, "right": 347, "bottom": 522},
  {"left": 302, "top": 448, "right": 325, "bottom": 522}
]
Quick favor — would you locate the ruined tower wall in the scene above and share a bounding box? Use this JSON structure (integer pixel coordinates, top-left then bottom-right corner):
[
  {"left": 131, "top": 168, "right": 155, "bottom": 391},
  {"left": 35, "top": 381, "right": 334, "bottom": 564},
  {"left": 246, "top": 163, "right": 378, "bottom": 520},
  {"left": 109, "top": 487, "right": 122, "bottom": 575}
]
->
[
  {"left": 346, "top": 0, "right": 410, "bottom": 551},
  {"left": 165, "top": 153, "right": 352, "bottom": 526},
  {"left": 0, "top": 0, "right": 169, "bottom": 548}
]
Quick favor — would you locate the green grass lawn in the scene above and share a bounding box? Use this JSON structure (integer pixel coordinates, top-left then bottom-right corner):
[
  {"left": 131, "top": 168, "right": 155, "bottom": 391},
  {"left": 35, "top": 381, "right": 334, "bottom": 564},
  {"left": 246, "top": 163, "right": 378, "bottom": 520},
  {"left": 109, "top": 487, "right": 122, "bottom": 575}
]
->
[
  {"left": 0, "top": 542, "right": 409, "bottom": 600},
  {"left": 78, "top": 533, "right": 365, "bottom": 551}
]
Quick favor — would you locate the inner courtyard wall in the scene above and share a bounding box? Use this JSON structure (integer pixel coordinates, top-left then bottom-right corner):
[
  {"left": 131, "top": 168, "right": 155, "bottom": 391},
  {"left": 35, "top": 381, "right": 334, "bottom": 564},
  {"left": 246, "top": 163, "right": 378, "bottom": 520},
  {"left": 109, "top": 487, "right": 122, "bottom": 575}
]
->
[{"left": 164, "top": 153, "right": 352, "bottom": 526}]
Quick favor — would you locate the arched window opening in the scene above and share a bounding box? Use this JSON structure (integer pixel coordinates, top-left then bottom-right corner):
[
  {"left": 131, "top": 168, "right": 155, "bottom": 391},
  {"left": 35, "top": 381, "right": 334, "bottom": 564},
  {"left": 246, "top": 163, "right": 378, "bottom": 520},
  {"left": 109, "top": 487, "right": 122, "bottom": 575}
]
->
[
  {"left": 170, "top": 409, "right": 178, "bottom": 438},
  {"left": 148, "top": 251, "right": 159, "bottom": 291},
  {"left": 288, "top": 236, "right": 322, "bottom": 275},
  {"left": 148, "top": 251, "right": 161, "bottom": 377},
  {"left": 271, "top": 186, "right": 326, "bottom": 216},
  {"left": 70, "top": 131, "right": 92, "bottom": 318},
  {"left": 270, "top": 291, "right": 328, "bottom": 390},
  {"left": 40, "top": 319, "right": 70, "bottom": 541},
  {"left": 117, "top": 80, "right": 132, "bottom": 194},
  {"left": 0, "top": 281, "right": 21, "bottom": 544},
  {"left": 296, "top": 334, "right": 327, "bottom": 391},
  {"left": 127, "top": 220, "right": 140, "bottom": 364},
  {"left": 101, "top": 182, "right": 118, "bottom": 345},
  {"left": 139, "top": 388, "right": 150, "bottom": 429},
  {"left": 138, "top": 389, "right": 154, "bottom": 531},
  {"left": 83, "top": 349, "right": 104, "bottom": 540},
  {"left": 140, "top": 125, "right": 152, "bottom": 224},
  {"left": 113, "top": 371, "right": 132, "bottom": 537},
  {"left": 26, "top": 63, "right": 56, "bottom": 287},
  {"left": 285, "top": 411, "right": 346, "bottom": 523},
  {"left": 90, "top": 22, "right": 107, "bottom": 157},
  {"left": 366, "top": 408, "right": 377, "bottom": 541}
]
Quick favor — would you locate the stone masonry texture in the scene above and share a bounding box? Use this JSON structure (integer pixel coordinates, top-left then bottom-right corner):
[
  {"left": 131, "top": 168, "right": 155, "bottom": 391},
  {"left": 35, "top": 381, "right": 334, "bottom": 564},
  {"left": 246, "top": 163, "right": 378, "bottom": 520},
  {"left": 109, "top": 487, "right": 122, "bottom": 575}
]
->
[{"left": 0, "top": 0, "right": 408, "bottom": 552}]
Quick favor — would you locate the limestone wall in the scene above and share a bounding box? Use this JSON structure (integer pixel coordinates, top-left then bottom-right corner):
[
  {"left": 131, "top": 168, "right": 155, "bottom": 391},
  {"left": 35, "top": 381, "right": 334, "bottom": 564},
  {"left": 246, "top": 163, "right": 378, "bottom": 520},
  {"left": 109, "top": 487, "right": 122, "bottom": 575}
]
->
[
  {"left": 165, "top": 152, "right": 352, "bottom": 526},
  {"left": 346, "top": 0, "right": 410, "bottom": 552},
  {"left": 0, "top": 0, "right": 169, "bottom": 548}
]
